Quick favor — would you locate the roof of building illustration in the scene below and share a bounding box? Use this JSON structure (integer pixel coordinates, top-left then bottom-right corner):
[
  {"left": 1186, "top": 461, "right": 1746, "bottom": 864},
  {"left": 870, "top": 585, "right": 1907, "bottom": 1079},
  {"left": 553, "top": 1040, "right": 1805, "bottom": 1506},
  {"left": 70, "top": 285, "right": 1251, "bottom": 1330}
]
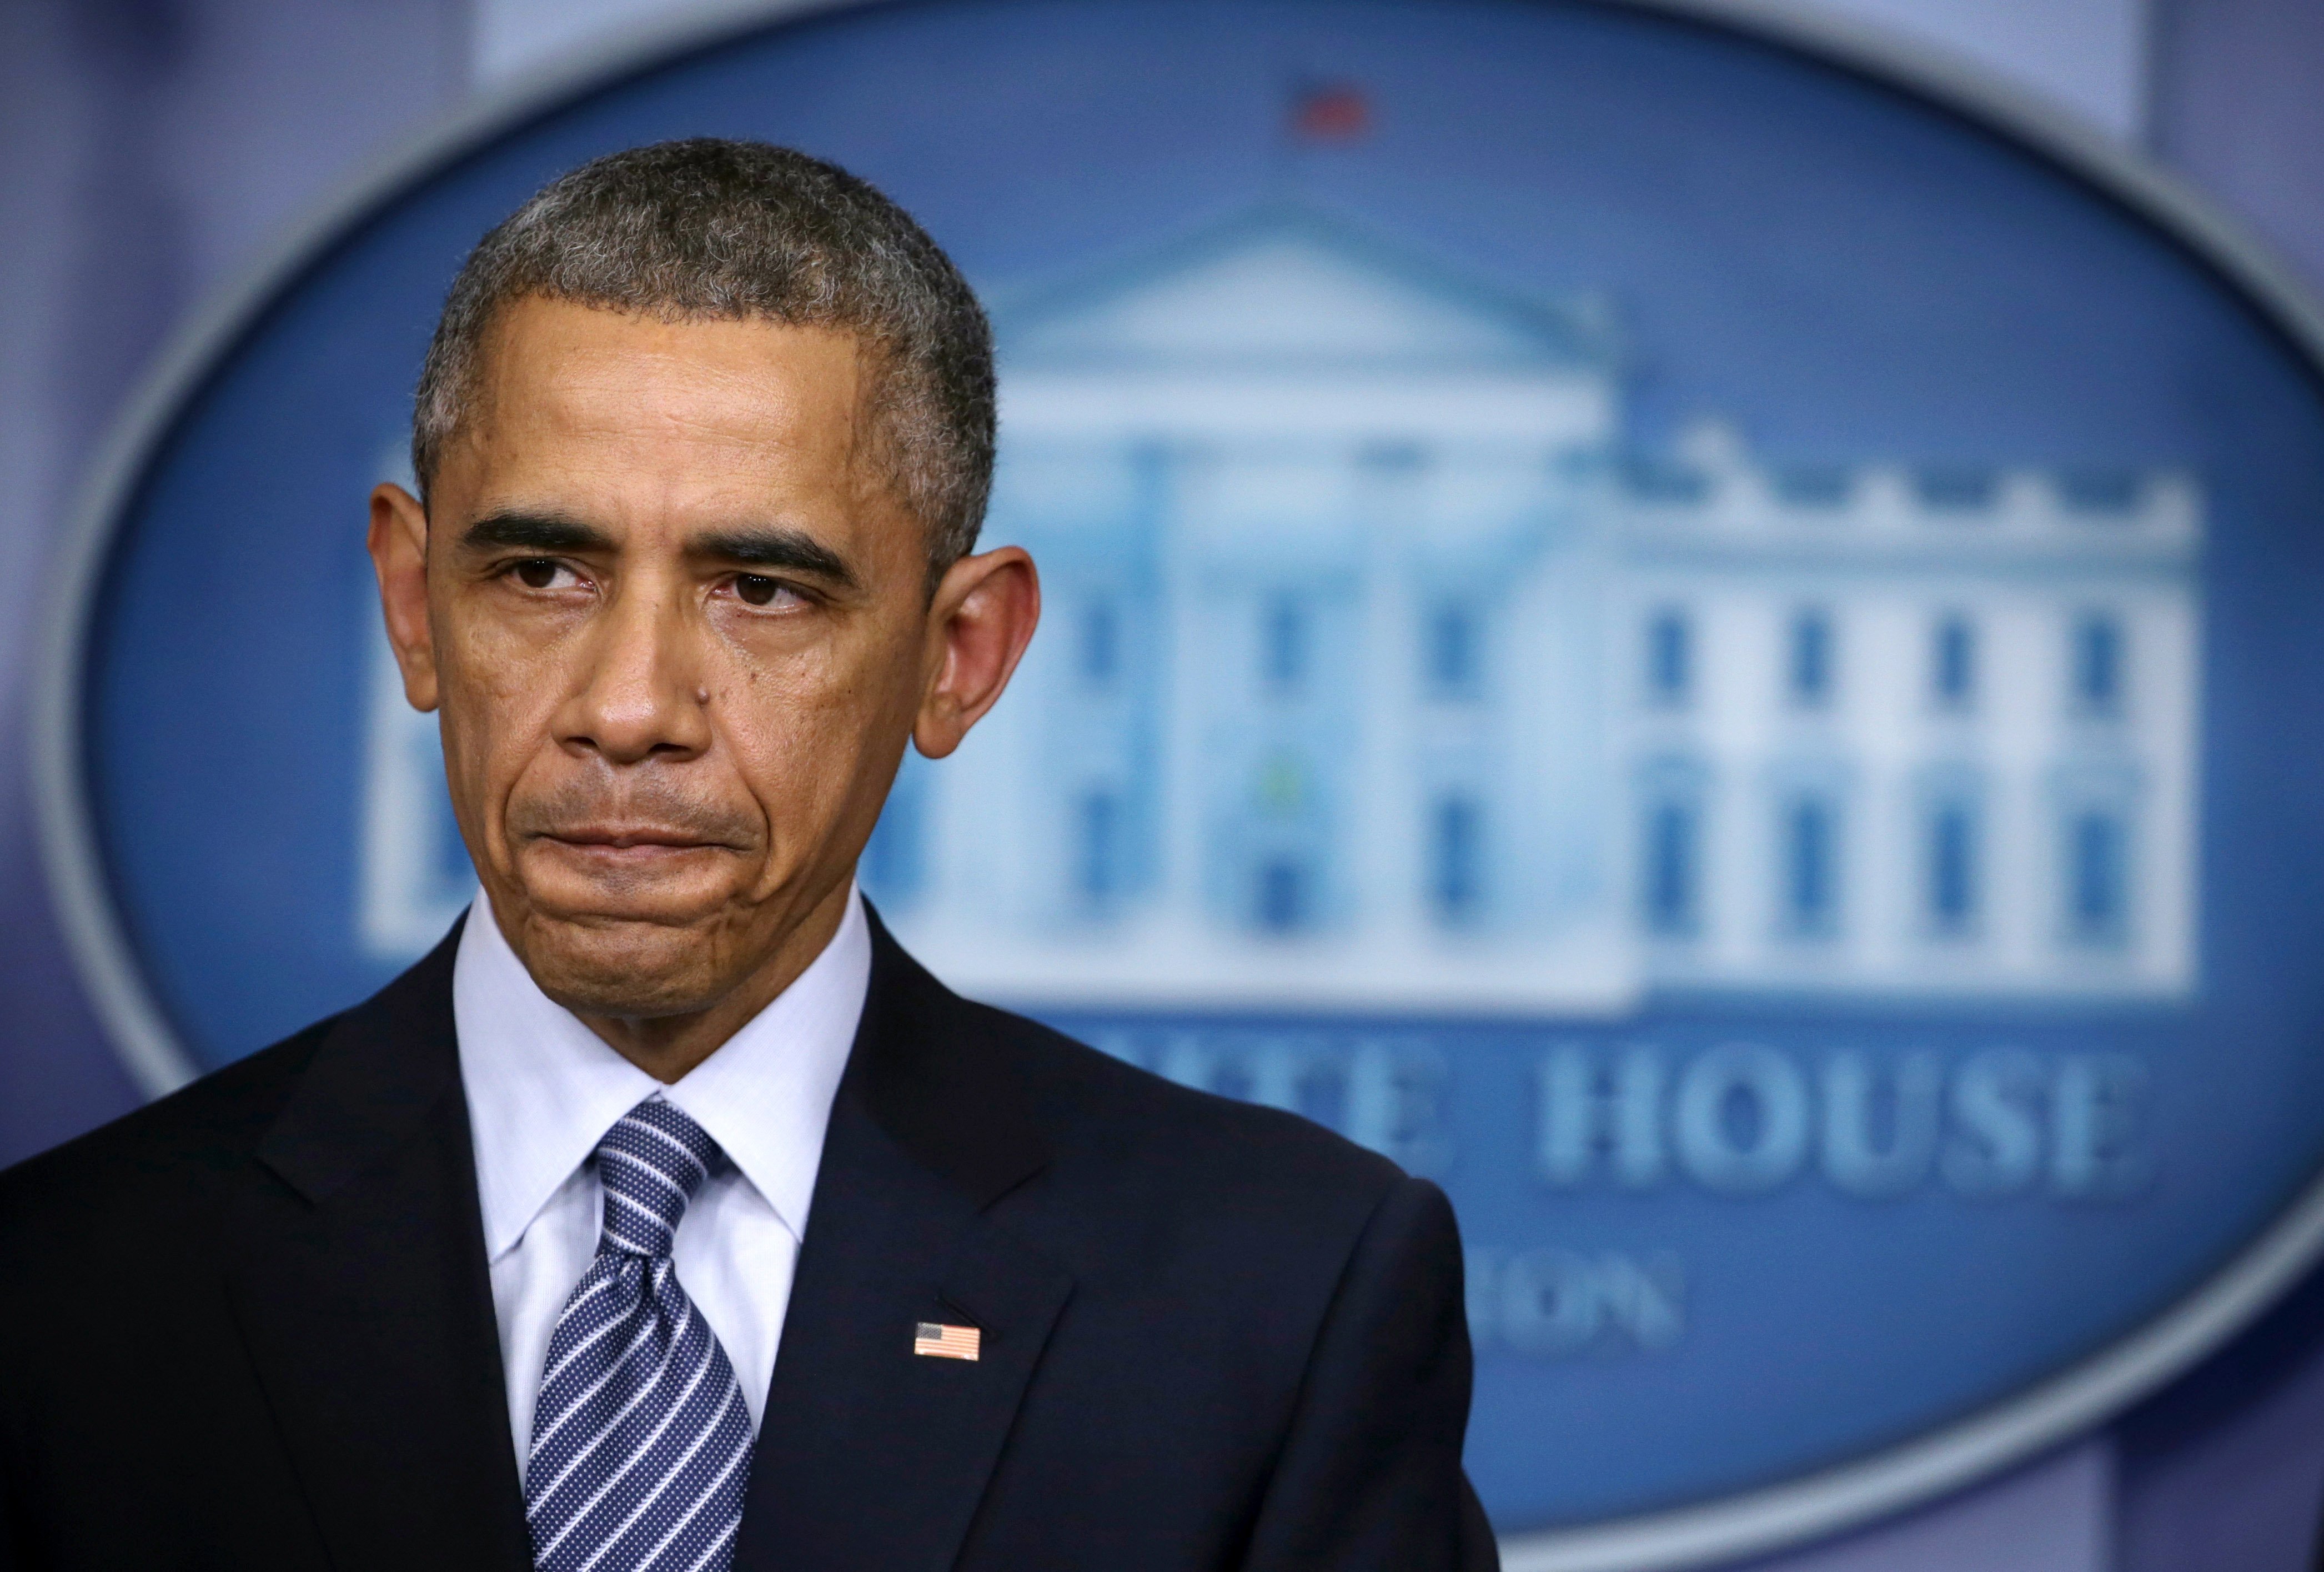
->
[{"left": 992, "top": 205, "right": 1617, "bottom": 373}]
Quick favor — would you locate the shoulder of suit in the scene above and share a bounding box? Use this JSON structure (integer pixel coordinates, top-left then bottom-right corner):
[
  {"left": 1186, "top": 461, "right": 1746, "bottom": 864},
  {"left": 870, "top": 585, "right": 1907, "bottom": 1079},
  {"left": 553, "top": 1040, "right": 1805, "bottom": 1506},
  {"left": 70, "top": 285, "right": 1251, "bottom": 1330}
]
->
[
  {"left": 0, "top": 1014, "right": 335, "bottom": 1243},
  {"left": 947, "top": 993, "right": 1410, "bottom": 1204}
]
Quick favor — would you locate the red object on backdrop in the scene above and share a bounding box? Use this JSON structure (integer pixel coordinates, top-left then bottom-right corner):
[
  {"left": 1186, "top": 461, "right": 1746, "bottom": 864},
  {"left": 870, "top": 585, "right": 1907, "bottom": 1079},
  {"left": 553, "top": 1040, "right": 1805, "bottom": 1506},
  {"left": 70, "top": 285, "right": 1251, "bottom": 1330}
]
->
[{"left": 1291, "top": 82, "right": 1370, "bottom": 142}]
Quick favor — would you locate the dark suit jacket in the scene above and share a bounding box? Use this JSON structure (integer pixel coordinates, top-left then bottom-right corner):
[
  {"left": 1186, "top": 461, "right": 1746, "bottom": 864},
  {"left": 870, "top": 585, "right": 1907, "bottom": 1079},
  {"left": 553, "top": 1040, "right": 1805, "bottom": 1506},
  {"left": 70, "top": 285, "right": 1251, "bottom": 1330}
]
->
[{"left": 0, "top": 913, "right": 1495, "bottom": 1571}]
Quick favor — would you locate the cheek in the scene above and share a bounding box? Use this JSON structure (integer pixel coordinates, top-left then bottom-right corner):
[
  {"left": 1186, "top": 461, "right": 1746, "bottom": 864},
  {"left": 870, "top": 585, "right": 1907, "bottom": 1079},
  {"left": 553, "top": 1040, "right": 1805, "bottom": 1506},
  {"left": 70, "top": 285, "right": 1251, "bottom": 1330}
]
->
[
  {"left": 714, "top": 639, "right": 916, "bottom": 845},
  {"left": 438, "top": 620, "right": 566, "bottom": 795},
  {"left": 720, "top": 668, "right": 855, "bottom": 812}
]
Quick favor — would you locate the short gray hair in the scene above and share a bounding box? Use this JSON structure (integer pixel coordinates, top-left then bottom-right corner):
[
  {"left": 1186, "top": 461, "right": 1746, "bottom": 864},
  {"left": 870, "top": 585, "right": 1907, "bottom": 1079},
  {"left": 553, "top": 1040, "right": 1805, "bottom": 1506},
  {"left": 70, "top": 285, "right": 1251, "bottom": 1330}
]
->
[{"left": 412, "top": 139, "right": 995, "bottom": 575}]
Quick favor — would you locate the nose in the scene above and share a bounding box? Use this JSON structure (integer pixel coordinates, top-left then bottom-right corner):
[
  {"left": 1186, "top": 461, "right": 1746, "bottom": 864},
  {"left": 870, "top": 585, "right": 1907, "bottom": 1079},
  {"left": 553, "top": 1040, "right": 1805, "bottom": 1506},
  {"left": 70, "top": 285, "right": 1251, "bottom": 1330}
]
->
[{"left": 556, "top": 572, "right": 712, "bottom": 765}]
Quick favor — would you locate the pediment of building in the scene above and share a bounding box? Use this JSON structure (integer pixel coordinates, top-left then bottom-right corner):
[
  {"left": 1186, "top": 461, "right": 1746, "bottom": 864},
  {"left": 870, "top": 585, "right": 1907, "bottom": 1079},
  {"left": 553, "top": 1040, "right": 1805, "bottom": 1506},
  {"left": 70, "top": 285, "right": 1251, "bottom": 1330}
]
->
[{"left": 995, "top": 207, "right": 1612, "bottom": 373}]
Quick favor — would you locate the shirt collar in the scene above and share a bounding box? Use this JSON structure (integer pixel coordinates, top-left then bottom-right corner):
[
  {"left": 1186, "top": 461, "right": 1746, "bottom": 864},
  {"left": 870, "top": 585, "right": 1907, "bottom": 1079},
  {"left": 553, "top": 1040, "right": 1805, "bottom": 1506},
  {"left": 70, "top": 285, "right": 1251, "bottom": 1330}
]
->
[{"left": 454, "top": 886, "right": 871, "bottom": 1262}]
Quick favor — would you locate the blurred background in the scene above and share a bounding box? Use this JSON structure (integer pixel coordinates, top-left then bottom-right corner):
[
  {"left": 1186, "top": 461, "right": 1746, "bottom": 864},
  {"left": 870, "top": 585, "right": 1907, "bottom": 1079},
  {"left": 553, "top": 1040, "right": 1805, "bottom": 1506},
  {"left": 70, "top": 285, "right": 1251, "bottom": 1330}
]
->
[{"left": 8, "top": 1, "right": 2324, "bottom": 1568}]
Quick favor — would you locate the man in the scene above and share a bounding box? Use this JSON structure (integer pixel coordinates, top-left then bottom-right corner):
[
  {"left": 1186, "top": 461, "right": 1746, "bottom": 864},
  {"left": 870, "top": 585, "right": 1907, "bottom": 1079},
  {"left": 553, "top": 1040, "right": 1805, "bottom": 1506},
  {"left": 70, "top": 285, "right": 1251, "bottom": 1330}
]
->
[{"left": 0, "top": 140, "right": 1492, "bottom": 1572}]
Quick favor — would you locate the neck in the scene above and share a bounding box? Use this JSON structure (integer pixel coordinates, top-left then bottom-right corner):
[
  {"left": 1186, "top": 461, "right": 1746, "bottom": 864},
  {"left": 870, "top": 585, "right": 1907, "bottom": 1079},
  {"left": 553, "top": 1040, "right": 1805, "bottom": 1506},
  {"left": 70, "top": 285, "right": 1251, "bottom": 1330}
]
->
[{"left": 574, "top": 880, "right": 855, "bottom": 1083}]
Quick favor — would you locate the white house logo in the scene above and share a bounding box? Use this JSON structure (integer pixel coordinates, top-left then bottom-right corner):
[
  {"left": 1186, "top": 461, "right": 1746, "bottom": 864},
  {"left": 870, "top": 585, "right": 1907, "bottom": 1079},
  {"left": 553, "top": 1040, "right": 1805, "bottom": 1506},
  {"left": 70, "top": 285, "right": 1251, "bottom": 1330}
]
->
[{"left": 41, "top": 4, "right": 2324, "bottom": 1569}]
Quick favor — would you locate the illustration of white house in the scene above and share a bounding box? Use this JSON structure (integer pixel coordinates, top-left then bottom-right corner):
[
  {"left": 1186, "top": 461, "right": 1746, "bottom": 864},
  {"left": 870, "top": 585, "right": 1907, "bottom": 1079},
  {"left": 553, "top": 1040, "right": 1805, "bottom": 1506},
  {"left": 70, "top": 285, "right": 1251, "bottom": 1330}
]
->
[{"left": 358, "top": 207, "right": 2202, "bottom": 1007}]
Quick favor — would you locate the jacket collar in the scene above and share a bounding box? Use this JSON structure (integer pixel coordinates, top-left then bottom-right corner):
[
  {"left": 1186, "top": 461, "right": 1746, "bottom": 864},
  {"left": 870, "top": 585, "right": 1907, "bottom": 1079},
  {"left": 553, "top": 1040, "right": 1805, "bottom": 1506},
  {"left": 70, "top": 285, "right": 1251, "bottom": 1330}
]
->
[
  {"left": 231, "top": 915, "right": 535, "bottom": 1572},
  {"left": 253, "top": 914, "right": 470, "bottom": 1204},
  {"left": 845, "top": 902, "right": 1051, "bottom": 1210},
  {"left": 734, "top": 905, "right": 1072, "bottom": 1572}
]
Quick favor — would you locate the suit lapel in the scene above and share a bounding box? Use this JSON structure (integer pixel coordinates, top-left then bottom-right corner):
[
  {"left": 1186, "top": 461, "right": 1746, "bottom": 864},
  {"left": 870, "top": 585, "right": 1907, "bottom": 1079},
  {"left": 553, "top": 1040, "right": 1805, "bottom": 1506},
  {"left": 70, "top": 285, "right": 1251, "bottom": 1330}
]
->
[
  {"left": 736, "top": 913, "right": 1073, "bottom": 1572},
  {"left": 223, "top": 922, "right": 533, "bottom": 1572}
]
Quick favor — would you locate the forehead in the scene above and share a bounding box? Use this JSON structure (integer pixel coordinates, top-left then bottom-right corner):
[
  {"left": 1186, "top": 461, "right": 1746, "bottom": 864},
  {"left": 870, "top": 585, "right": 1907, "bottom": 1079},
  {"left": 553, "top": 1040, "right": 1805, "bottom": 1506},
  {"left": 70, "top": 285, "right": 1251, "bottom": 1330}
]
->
[{"left": 461, "top": 297, "right": 869, "bottom": 489}]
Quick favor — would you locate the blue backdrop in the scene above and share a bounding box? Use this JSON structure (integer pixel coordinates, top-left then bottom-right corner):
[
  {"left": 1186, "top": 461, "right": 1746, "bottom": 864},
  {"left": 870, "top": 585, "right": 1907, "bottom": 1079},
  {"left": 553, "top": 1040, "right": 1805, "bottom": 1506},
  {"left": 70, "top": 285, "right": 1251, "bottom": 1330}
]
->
[{"left": 59, "top": 0, "right": 2324, "bottom": 1548}]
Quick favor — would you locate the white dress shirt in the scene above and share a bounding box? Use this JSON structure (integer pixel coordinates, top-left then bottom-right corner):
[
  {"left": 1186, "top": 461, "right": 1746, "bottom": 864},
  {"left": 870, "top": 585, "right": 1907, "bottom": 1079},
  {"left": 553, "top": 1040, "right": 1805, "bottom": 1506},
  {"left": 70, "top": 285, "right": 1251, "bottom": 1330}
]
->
[{"left": 453, "top": 885, "right": 869, "bottom": 1474}]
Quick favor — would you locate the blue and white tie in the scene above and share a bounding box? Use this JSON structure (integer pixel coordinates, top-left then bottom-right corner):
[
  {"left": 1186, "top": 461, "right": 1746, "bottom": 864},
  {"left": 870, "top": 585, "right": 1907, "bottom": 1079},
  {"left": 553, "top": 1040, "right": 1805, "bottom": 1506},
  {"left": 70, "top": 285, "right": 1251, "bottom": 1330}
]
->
[{"left": 525, "top": 1099, "right": 755, "bottom": 1572}]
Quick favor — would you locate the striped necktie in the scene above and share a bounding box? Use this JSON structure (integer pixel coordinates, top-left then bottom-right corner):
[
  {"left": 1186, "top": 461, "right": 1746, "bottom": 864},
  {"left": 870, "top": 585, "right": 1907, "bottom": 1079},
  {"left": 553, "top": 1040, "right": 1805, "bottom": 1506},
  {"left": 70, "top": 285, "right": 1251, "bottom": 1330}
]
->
[{"left": 524, "top": 1098, "right": 755, "bottom": 1572}]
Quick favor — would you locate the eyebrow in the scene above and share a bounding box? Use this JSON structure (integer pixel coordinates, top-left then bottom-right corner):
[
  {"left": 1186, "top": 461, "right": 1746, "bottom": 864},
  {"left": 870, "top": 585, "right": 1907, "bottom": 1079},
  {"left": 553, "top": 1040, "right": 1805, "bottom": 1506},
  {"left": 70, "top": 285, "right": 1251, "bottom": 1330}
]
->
[
  {"left": 458, "top": 510, "right": 613, "bottom": 555},
  {"left": 691, "top": 527, "right": 859, "bottom": 590}
]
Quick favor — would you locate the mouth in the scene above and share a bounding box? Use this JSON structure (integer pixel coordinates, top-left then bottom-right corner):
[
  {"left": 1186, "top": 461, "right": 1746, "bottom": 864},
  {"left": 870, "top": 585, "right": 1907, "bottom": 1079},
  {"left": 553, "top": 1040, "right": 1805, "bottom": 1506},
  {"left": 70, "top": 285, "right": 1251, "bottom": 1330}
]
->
[
  {"left": 511, "top": 819, "right": 754, "bottom": 919},
  {"left": 531, "top": 825, "right": 743, "bottom": 855}
]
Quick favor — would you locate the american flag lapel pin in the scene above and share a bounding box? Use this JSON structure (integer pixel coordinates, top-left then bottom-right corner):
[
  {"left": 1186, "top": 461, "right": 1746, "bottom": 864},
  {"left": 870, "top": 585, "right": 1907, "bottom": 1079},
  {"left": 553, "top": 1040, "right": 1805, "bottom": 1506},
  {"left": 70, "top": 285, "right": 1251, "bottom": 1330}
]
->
[{"left": 913, "top": 1321, "right": 981, "bottom": 1361}]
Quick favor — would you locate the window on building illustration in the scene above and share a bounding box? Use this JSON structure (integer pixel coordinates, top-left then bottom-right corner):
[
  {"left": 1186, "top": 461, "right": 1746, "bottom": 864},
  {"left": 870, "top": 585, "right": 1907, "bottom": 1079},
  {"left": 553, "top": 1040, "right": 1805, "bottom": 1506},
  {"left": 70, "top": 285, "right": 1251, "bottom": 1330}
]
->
[
  {"left": 1788, "top": 609, "right": 1834, "bottom": 708},
  {"left": 1080, "top": 600, "right": 1117, "bottom": 687},
  {"left": 1432, "top": 796, "right": 1482, "bottom": 924},
  {"left": 1772, "top": 464, "right": 1851, "bottom": 508},
  {"left": 1932, "top": 615, "right": 1976, "bottom": 708},
  {"left": 1781, "top": 795, "right": 1839, "bottom": 936},
  {"left": 1427, "top": 602, "right": 1480, "bottom": 697},
  {"left": 1257, "top": 858, "right": 1309, "bottom": 933},
  {"left": 1262, "top": 597, "right": 1306, "bottom": 690},
  {"left": 1619, "top": 453, "right": 1709, "bottom": 505},
  {"left": 1645, "top": 609, "right": 1691, "bottom": 705},
  {"left": 2072, "top": 613, "right": 2125, "bottom": 715},
  {"left": 1926, "top": 800, "right": 1978, "bottom": 934},
  {"left": 1078, "top": 790, "right": 1117, "bottom": 905},
  {"left": 1915, "top": 467, "right": 1997, "bottom": 511},
  {"left": 2059, "top": 468, "right": 2141, "bottom": 514},
  {"left": 1360, "top": 438, "right": 1426, "bottom": 473},
  {"left": 2065, "top": 809, "right": 2128, "bottom": 944},
  {"left": 1643, "top": 799, "right": 1698, "bottom": 936}
]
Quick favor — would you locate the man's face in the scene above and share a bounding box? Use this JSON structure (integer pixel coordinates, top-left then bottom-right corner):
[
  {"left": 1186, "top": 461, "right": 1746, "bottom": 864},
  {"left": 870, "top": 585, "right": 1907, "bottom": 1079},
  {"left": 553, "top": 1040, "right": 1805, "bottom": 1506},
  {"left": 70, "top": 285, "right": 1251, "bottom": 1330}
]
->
[{"left": 369, "top": 297, "right": 1032, "bottom": 1034}]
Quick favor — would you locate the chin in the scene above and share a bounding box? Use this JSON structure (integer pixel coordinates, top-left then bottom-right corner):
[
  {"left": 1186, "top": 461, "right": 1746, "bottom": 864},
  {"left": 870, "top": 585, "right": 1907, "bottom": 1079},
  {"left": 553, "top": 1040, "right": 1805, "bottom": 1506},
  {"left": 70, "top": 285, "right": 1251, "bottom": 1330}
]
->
[{"left": 513, "top": 909, "right": 735, "bottom": 1020}]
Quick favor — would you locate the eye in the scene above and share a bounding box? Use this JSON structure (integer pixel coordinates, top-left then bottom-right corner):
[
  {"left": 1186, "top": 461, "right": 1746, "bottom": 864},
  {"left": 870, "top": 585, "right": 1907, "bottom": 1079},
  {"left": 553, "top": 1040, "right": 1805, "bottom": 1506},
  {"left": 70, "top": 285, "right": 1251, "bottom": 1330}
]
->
[
  {"left": 734, "top": 574, "right": 795, "bottom": 608},
  {"left": 511, "top": 559, "right": 568, "bottom": 590}
]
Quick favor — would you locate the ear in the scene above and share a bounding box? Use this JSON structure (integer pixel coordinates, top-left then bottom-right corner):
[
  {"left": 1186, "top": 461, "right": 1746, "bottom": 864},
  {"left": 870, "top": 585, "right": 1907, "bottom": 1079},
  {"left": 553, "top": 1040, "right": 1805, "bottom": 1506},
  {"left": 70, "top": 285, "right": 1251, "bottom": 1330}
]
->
[
  {"left": 368, "top": 482, "right": 440, "bottom": 713},
  {"left": 913, "top": 545, "right": 1041, "bottom": 759}
]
